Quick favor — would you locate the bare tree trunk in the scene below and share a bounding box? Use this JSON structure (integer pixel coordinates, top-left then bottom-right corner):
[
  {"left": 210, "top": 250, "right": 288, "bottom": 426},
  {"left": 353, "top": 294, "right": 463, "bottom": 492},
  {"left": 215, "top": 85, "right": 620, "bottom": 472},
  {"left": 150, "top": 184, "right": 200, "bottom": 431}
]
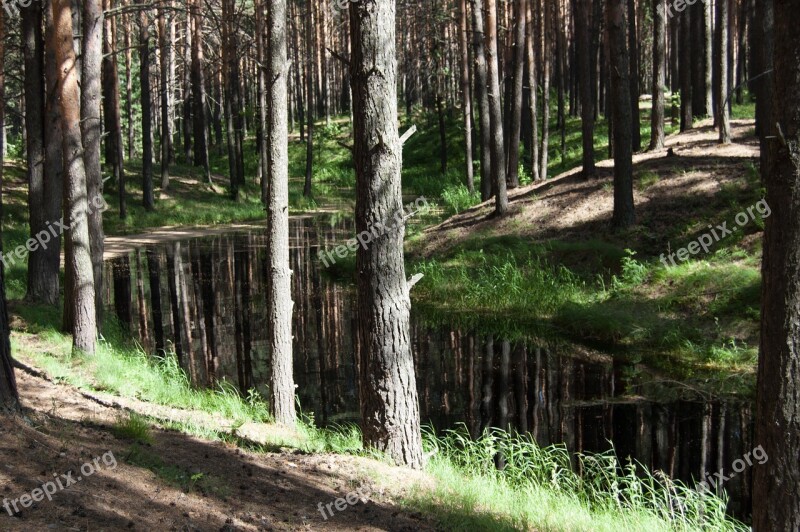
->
[
  {"left": 52, "top": 0, "right": 97, "bottom": 354},
  {"left": 140, "top": 2, "right": 155, "bottom": 210},
  {"left": 718, "top": 0, "right": 731, "bottom": 143},
  {"left": 256, "top": 0, "right": 269, "bottom": 205},
  {"left": 485, "top": 0, "right": 508, "bottom": 214},
  {"left": 607, "top": 0, "right": 634, "bottom": 228},
  {"left": 191, "top": 0, "right": 211, "bottom": 182},
  {"left": 266, "top": 0, "right": 297, "bottom": 425},
  {"left": 0, "top": 7, "right": 18, "bottom": 411},
  {"left": 83, "top": 0, "right": 105, "bottom": 326},
  {"left": 753, "top": 0, "right": 773, "bottom": 171},
  {"left": 506, "top": 0, "right": 527, "bottom": 188},
  {"left": 102, "top": 0, "right": 125, "bottom": 218},
  {"left": 304, "top": 2, "right": 314, "bottom": 198},
  {"left": 650, "top": 0, "right": 666, "bottom": 150},
  {"left": 349, "top": 0, "right": 423, "bottom": 469},
  {"left": 23, "top": 5, "right": 57, "bottom": 305},
  {"left": 679, "top": 6, "right": 693, "bottom": 131},
  {"left": 182, "top": 6, "right": 192, "bottom": 163},
  {"left": 158, "top": 5, "right": 171, "bottom": 190},
  {"left": 125, "top": 14, "right": 135, "bottom": 159},
  {"left": 753, "top": 2, "right": 800, "bottom": 528},
  {"left": 576, "top": 0, "right": 596, "bottom": 177},
  {"left": 540, "top": 0, "right": 551, "bottom": 179},
  {"left": 458, "top": 0, "right": 474, "bottom": 192},
  {"left": 627, "top": 0, "right": 640, "bottom": 151},
  {"left": 471, "top": 0, "right": 492, "bottom": 200},
  {"left": 525, "top": 0, "right": 540, "bottom": 181}
]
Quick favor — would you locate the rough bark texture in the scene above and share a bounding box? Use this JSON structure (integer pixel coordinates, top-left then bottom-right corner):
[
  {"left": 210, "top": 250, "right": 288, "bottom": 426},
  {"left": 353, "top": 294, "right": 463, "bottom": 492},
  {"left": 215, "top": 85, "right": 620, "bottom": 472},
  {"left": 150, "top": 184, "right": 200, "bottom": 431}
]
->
[
  {"left": 607, "top": 0, "right": 634, "bottom": 228},
  {"left": 626, "top": 0, "right": 640, "bottom": 151},
  {"left": 525, "top": 0, "right": 539, "bottom": 181},
  {"left": 0, "top": 6, "right": 17, "bottom": 412},
  {"left": 304, "top": 2, "right": 315, "bottom": 198},
  {"left": 679, "top": 6, "right": 693, "bottom": 131},
  {"left": 53, "top": 0, "right": 97, "bottom": 354},
  {"left": 102, "top": 0, "right": 125, "bottom": 218},
  {"left": 540, "top": 0, "right": 551, "bottom": 179},
  {"left": 349, "top": 0, "right": 423, "bottom": 469},
  {"left": 650, "top": 0, "right": 666, "bottom": 150},
  {"left": 23, "top": 5, "right": 58, "bottom": 305},
  {"left": 140, "top": 4, "right": 155, "bottom": 211},
  {"left": 506, "top": 0, "right": 526, "bottom": 188},
  {"left": 576, "top": 0, "right": 596, "bottom": 177},
  {"left": 484, "top": 0, "right": 508, "bottom": 214},
  {"left": 191, "top": 0, "right": 211, "bottom": 182},
  {"left": 717, "top": 0, "right": 731, "bottom": 143},
  {"left": 754, "top": 0, "right": 773, "bottom": 172},
  {"left": 471, "top": 0, "right": 492, "bottom": 200},
  {"left": 267, "top": 0, "right": 297, "bottom": 426},
  {"left": 158, "top": 7, "right": 171, "bottom": 190},
  {"left": 458, "top": 0, "right": 474, "bottom": 193},
  {"left": 753, "top": 2, "right": 800, "bottom": 529},
  {"left": 82, "top": 0, "right": 105, "bottom": 326}
]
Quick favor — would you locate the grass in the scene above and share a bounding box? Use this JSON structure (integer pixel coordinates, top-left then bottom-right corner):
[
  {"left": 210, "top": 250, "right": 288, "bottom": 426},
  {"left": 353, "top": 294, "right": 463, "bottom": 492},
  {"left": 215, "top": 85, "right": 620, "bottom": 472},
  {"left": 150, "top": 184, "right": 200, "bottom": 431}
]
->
[
  {"left": 406, "top": 426, "right": 746, "bottom": 532},
  {"left": 113, "top": 412, "right": 154, "bottom": 444}
]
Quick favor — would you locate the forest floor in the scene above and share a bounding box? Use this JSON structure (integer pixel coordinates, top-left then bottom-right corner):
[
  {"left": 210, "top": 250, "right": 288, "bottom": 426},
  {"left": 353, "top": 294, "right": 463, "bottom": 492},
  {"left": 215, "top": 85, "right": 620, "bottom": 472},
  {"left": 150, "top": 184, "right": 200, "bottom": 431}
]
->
[
  {"left": 0, "top": 357, "right": 435, "bottom": 531},
  {"left": 408, "top": 118, "right": 763, "bottom": 388}
]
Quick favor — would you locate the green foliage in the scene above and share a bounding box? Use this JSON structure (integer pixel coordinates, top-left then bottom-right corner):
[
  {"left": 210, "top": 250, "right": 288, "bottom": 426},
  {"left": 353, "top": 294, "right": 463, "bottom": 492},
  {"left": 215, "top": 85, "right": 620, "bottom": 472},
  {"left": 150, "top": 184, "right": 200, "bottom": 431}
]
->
[
  {"left": 406, "top": 426, "right": 745, "bottom": 532},
  {"left": 113, "top": 412, "right": 153, "bottom": 444},
  {"left": 440, "top": 184, "right": 481, "bottom": 215}
]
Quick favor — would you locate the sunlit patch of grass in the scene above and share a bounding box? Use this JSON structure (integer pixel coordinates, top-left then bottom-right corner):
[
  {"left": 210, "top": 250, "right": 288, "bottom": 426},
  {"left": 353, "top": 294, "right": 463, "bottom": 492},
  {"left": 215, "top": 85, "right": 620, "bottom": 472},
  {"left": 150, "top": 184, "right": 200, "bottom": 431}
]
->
[
  {"left": 405, "top": 426, "right": 746, "bottom": 532},
  {"left": 112, "top": 412, "right": 153, "bottom": 444}
]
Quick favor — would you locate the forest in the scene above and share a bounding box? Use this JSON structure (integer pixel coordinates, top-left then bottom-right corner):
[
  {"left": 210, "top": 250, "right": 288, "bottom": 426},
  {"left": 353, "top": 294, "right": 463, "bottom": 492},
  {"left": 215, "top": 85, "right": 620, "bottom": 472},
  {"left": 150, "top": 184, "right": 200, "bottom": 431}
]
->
[{"left": 0, "top": 0, "right": 797, "bottom": 529}]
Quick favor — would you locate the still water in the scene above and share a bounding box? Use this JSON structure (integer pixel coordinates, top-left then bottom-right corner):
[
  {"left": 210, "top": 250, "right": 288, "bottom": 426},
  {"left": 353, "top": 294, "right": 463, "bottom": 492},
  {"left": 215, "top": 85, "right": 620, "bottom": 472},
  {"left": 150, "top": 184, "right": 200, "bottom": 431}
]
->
[{"left": 102, "top": 215, "right": 754, "bottom": 518}]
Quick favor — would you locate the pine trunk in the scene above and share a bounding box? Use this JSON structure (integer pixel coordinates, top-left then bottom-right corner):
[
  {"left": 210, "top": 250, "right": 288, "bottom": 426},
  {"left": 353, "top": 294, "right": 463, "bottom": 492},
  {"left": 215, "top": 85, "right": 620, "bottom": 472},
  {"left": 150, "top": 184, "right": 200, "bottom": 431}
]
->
[
  {"left": 349, "top": 0, "right": 423, "bottom": 469},
  {"left": 485, "top": 0, "right": 508, "bottom": 214}
]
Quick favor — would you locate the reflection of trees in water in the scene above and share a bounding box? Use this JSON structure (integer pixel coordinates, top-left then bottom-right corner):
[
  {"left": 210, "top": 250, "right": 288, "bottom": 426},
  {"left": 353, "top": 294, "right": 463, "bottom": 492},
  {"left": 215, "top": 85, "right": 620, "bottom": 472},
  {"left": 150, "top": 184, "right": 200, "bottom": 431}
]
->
[{"left": 104, "top": 222, "right": 754, "bottom": 518}]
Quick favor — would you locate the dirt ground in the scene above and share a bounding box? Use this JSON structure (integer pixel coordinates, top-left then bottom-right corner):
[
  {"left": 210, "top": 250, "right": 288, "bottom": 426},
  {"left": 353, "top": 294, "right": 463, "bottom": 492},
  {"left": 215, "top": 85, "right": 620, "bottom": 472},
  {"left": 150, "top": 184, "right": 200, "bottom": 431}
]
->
[
  {"left": 0, "top": 363, "right": 436, "bottom": 531},
  {"left": 415, "top": 119, "right": 759, "bottom": 258}
]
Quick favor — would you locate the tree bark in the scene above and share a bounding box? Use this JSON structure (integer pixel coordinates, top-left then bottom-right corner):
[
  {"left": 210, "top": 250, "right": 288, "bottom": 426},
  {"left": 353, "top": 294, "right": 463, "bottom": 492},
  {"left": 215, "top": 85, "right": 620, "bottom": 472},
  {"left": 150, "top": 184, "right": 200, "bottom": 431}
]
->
[
  {"left": 158, "top": 5, "right": 171, "bottom": 190},
  {"left": 471, "top": 0, "right": 492, "bottom": 200},
  {"left": 506, "top": 0, "right": 527, "bottom": 188},
  {"left": 576, "top": 0, "right": 596, "bottom": 177},
  {"left": 266, "top": 0, "right": 297, "bottom": 426},
  {"left": 717, "top": 0, "right": 731, "bottom": 143},
  {"left": 627, "top": 0, "right": 641, "bottom": 151},
  {"left": 0, "top": 6, "right": 17, "bottom": 412},
  {"left": 83, "top": 0, "right": 105, "bottom": 326},
  {"left": 52, "top": 0, "right": 97, "bottom": 354},
  {"left": 458, "top": 0, "right": 475, "bottom": 193},
  {"left": 304, "top": 1, "right": 315, "bottom": 198},
  {"left": 607, "top": 0, "right": 634, "bottom": 228},
  {"left": 102, "top": 0, "right": 125, "bottom": 218},
  {"left": 679, "top": 6, "right": 693, "bottom": 131},
  {"left": 349, "top": 0, "right": 423, "bottom": 468},
  {"left": 540, "top": 0, "right": 551, "bottom": 179},
  {"left": 23, "top": 5, "right": 57, "bottom": 305},
  {"left": 140, "top": 2, "right": 155, "bottom": 210},
  {"left": 191, "top": 0, "right": 211, "bottom": 181},
  {"left": 525, "top": 0, "right": 540, "bottom": 181},
  {"left": 753, "top": 2, "right": 800, "bottom": 528},
  {"left": 649, "top": 0, "right": 666, "bottom": 150},
  {"left": 485, "top": 0, "right": 508, "bottom": 214}
]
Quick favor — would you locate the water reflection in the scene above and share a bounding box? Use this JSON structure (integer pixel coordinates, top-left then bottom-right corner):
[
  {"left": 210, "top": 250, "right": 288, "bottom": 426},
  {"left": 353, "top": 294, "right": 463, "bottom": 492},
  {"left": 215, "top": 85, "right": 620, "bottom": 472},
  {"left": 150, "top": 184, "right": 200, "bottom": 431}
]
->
[{"left": 103, "top": 216, "right": 753, "bottom": 519}]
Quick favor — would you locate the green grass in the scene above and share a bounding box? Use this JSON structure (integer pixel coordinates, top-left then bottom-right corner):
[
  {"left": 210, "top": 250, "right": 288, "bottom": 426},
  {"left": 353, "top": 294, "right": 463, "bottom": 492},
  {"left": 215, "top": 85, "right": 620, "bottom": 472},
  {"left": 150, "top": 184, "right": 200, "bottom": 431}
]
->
[
  {"left": 403, "top": 426, "right": 745, "bottom": 532},
  {"left": 112, "top": 412, "right": 154, "bottom": 444}
]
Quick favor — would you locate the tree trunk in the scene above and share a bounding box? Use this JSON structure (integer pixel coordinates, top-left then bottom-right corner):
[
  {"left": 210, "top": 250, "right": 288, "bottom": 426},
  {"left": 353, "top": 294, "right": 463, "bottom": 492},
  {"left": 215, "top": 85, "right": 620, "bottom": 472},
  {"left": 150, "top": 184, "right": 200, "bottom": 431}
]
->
[
  {"left": 52, "top": 0, "right": 97, "bottom": 355},
  {"left": 0, "top": 6, "right": 17, "bottom": 412},
  {"left": 82, "top": 0, "right": 105, "bottom": 326},
  {"left": 506, "top": 0, "right": 527, "bottom": 188},
  {"left": 266, "top": 0, "right": 297, "bottom": 426},
  {"left": 349, "top": 0, "right": 423, "bottom": 469},
  {"left": 471, "top": 0, "right": 492, "bottom": 200},
  {"left": 191, "top": 0, "right": 211, "bottom": 182},
  {"left": 577, "top": 0, "right": 596, "bottom": 177},
  {"left": 23, "top": 5, "right": 57, "bottom": 305},
  {"left": 627, "top": 0, "right": 640, "bottom": 151},
  {"left": 753, "top": 2, "right": 800, "bottom": 528},
  {"left": 753, "top": 0, "right": 773, "bottom": 172},
  {"left": 256, "top": 0, "right": 269, "bottom": 205},
  {"left": 158, "top": 6, "right": 171, "bottom": 190},
  {"left": 607, "top": 0, "right": 634, "bottom": 228},
  {"left": 458, "top": 0, "right": 474, "bottom": 192},
  {"left": 717, "top": 0, "right": 731, "bottom": 143},
  {"left": 650, "top": 0, "right": 666, "bottom": 150},
  {"left": 102, "top": 0, "right": 125, "bottom": 218},
  {"left": 485, "top": 0, "right": 508, "bottom": 214},
  {"left": 525, "top": 0, "right": 539, "bottom": 181},
  {"left": 304, "top": 2, "right": 315, "bottom": 198},
  {"left": 679, "top": 6, "right": 693, "bottom": 131},
  {"left": 540, "top": 0, "right": 551, "bottom": 179},
  {"left": 140, "top": 2, "right": 155, "bottom": 210}
]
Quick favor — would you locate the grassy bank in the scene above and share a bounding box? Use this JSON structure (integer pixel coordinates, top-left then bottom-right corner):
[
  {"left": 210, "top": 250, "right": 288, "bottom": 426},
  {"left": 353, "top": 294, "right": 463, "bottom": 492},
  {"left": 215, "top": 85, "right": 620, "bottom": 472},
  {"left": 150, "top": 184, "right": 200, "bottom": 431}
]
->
[{"left": 10, "top": 302, "right": 744, "bottom": 531}]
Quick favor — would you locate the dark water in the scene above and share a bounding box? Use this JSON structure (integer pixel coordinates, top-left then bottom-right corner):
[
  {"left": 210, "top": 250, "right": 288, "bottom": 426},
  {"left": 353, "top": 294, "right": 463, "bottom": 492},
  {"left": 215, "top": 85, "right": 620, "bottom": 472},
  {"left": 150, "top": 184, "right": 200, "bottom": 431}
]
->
[{"left": 102, "top": 216, "right": 754, "bottom": 519}]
